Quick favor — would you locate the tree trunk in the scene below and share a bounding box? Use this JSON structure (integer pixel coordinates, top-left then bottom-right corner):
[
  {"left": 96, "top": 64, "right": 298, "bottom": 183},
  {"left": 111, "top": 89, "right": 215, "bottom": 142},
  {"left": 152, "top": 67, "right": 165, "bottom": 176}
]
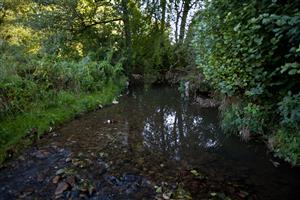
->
[
  {"left": 121, "top": 0, "right": 132, "bottom": 76},
  {"left": 179, "top": 0, "right": 191, "bottom": 43},
  {"left": 174, "top": 0, "right": 182, "bottom": 43},
  {"left": 160, "top": 0, "right": 166, "bottom": 32}
]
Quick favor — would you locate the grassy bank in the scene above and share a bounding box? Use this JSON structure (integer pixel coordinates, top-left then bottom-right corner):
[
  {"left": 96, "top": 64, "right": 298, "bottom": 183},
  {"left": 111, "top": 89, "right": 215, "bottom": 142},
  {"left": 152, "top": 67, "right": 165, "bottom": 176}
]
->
[
  {"left": 0, "top": 40, "right": 126, "bottom": 165},
  {"left": 0, "top": 81, "right": 124, "bottom": 164}
]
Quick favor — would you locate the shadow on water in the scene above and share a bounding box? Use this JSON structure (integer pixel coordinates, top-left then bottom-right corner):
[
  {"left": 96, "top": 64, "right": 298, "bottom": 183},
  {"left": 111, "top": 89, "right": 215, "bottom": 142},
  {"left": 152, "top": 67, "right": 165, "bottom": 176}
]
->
[{"left": 0, "top": 87, "right": 299, "bottom": 199}]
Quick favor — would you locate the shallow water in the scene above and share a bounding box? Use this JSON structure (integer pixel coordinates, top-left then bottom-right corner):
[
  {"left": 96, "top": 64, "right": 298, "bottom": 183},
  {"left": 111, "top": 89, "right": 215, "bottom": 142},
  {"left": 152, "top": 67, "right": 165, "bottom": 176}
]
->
[{"left": 0, "top": 87, "right": 299, "bottom": 199}]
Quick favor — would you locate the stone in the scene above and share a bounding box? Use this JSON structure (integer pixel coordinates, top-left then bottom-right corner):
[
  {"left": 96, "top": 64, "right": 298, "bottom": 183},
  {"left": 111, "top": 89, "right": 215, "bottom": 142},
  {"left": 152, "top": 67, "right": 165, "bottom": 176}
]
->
[
  {"left": 52, "top": 175, "right": 61, "bottom": 184},
  {"left": 65, "top": 176, "right": 76, "bottom": 187},
  {"left": 112, "top": 99, "right": 119, "bottom": 104},
  {"left": 56, "top": 169, "right": 65, "bottom": 175},
  {"left": 37, "top": 173, "right": 45, "bottom": 182},
  {"left": 33, "top": 150, "right": 50, "bottom": 159},
  {"left": 54, "top": 182, "right": 70, "bottom": 196}
]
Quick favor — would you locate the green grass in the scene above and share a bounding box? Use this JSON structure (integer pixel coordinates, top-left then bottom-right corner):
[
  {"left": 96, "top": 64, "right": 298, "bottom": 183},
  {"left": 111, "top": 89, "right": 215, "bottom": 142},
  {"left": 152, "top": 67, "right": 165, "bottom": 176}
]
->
[{"left": 0, "top": 82, "right": 123, "bottom": 164}]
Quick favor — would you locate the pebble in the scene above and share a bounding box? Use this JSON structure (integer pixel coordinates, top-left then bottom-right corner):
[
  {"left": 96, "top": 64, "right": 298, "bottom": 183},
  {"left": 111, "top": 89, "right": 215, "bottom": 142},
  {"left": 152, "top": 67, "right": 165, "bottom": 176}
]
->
[
  {"left": 52, "top": 176, "right": 61, "bottom": 184},
  {"left": 54, "top": 182, "right": 70, "bottom": 196},
  {"left": 65, "top": 176, "right": 76, "bottom": 187}
]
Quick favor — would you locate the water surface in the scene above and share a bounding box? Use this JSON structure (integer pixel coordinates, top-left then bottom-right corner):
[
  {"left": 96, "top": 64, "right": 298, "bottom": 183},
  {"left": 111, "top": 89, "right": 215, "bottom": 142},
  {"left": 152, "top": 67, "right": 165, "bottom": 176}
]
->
[{"left": 0, "top": 87, "right": 299, "bottom": 199}]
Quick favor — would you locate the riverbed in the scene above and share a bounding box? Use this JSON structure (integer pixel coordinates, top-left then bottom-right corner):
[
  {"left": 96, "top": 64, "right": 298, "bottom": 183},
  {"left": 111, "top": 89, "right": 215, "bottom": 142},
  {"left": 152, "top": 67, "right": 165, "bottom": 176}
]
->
[{"left": 0, "top": 87, "right": 299, "bottom": 199}]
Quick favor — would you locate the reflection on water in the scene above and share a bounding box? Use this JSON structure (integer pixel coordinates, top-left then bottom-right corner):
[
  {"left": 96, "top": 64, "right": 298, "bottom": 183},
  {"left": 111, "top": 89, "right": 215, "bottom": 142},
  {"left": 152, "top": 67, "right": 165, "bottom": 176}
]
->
[
  {"left": 121, "top": 87, "right": 223, "bottom": 162},
  {"left": 142, "top": 103, "right": 221, "bottom": 160},
  {"left": 1, "top": 86, "right": 299, "bottom": 200},
  {"left": 119, "top": 87, "right": 300, "bottom": 200}
]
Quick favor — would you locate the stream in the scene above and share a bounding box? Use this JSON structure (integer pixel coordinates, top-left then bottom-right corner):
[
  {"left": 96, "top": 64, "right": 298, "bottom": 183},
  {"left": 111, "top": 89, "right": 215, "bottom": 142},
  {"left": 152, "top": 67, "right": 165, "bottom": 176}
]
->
[{"left": 0, "top": 87, "right": 299, "bottom": 200}]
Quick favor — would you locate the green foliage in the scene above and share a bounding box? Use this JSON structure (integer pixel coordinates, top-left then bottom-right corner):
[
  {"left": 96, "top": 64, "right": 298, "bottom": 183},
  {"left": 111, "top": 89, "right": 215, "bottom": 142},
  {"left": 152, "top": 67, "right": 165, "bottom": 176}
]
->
[
  {"left": 0, "top": 0, "right": 200, "bottom": 164},
  {"left": 272, "top": 129, "right": 300, "bottom": 166},
  {"left": 194, "top": 0, "right": 300, "bottom": 164},
  {"left": 0, "top": 41, "right": 125, "bottom": 118},
  {"left": 0, "top": 34, "right": 126, "bottom": 164},
  {"left": 195, "top": 0, "right": 300, "bottom": 97},
  {"left": 278, "top": 92, "right": 300, "bottom": 128},
  {"left": 0, "top": 82, "right": 123, "bottom": 164},
  {"left": 221, "top": 102, "right": 265, "bottom": 136}
]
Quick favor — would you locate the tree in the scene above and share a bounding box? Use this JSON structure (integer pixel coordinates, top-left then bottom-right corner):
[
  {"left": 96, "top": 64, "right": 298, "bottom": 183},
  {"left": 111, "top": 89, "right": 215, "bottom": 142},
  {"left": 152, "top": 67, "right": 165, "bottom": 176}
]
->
[{"left": 121, "top": 0, "right": 132, "bottom": 76}]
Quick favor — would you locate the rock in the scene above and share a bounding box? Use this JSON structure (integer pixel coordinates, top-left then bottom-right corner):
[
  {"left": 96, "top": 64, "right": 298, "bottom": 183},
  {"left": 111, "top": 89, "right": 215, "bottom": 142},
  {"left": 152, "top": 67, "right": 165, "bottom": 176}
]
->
[
  {"left": 52, "top": 132, "right": 58, "bottom": 137},
  {"left": 162, "top": 192, "right": 172, "bottom": 200},
  {"left": 52, "top": 176, "right": 61, "bottom": 184},
  {"left": 18, "top": 155, "right": 25, "bottom": 161},
  {"left": 78, "top": 152, "right": 84, "bottom": 157},
  {"left": 237, "top": 191, "right": 249, "bottom": 198},
  {"left": 65, "top": 176, "right": 76, "bottom": 187},
  {"left": 70, "top": 190, "right": 80, "bottom": 199},
  {"left": 55, "top": 182, "right": 70, "bottom": 196},
  {"left": 79, "top": 193, "right": 89, "bottom": 199},
  {"left": 19, "top": 187, "right": 34, "bottom": 198},
  {"left": 90, "top": 152, "right": 96, "bottom": 157},
  {"left": 56, "top": 169, "right": 65, "bottom": 175},
  {"left": 112, "top": 99, "right": 119, "bottom": 104},
  {"left": 32, "top": 150, "right": 50, "bottom": 159},
  {"left": 37, "top": 173, "right": 45, "bottom": 182},
  {"left": 72, "top": 158, "right": 85, "bottom": 168},
  {"left": 105, "top": 119, "right": 117, "bottom": 124},
  {"left": 210, "top": 192, "right": 217, "bottom": 197},
  {"left": 80, "top": 187, "right": 88, "bottom": 193},
  {"left": 99, "top": 152, "right": 104, "bottom": 157}
]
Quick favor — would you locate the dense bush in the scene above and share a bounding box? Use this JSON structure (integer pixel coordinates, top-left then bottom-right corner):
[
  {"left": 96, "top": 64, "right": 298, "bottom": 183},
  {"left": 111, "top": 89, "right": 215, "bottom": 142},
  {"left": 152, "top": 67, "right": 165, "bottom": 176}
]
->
[
  {"left": 221, "top": 102, "right": 266, "bottom": 140},
  {"left": 0, "top": 39, "right": 126, "bottom": 163},
  {"left": 194, "top": 0, "right": 300, "bottom": 164},
  {"left": 0, "top": 41, "right": 125, "bottom": 119}
]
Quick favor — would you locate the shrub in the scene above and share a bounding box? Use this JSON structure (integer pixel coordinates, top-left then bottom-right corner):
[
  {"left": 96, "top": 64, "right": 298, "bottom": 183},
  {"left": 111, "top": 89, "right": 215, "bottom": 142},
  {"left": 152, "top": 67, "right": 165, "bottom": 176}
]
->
[
  {"left": 221, "top": 102, "right": 265, "bottom": 140},
  {"left": 278, "top": 92, "right": 300, "bottom": 129},
  {"left": 0, "top": 43, "right": 125, "bottom": 119},
  {"left": 194, "top": 0, "right": 300, "bottom": 164},
  {"left": 272, "top": 128, "right": 300, "bottom": 166}
]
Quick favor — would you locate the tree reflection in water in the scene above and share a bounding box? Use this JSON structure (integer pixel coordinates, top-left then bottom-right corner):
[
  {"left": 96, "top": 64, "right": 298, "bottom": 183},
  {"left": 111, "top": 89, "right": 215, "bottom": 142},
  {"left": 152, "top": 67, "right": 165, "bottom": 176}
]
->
[{"left": 124, "top": 87, "right": 223, "bottom": 162}]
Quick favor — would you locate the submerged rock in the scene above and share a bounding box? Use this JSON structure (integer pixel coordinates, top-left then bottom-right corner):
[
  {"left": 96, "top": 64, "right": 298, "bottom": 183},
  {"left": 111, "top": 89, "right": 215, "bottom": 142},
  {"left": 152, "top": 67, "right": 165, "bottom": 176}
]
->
[
  {"left": 19, "top": 187, "right": 34, "bottom": 198},
  {"left": 52, "top": 175, "right": 61, "bottom": 184},
  {"left": 65, "top": 176, "right": 76, "bottom": 187},
  {"left": 56, "top": 169, "right": 65, "bottom": 175},
  {"left": 55, "top": 182, "right": 70, "bottom": 196},
  {"left": 32, "top": 150, "right": 50, "bottom": 159}
]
